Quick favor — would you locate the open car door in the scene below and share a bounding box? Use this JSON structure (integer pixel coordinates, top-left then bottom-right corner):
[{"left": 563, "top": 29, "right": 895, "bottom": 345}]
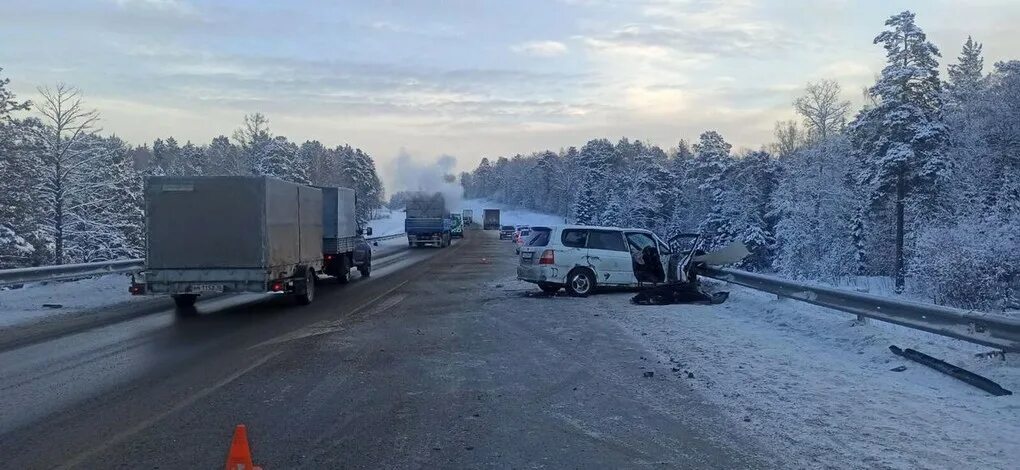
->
[{"left": 625, "top": 232, "right": 666, "bottom": 284}]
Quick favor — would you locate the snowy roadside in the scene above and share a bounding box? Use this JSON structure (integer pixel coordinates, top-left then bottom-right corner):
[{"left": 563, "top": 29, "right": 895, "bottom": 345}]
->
[
  {"left": 0, "top": 237, "right": 412, "bottom": 331},
  {"left": 493, "top": 268, "right": 1019, "bottom": 469},
  {"left": 461, "top": 198, "right": 567, "bottom": 226},
  {"left": 0, "top": 274, "right": 144, "bottom": 329},
  {"left": 365, "top": 208, "right": 406, "bottom": 237},
  {"left": 585, "top": 281, "right": 1020, "bottom": 469},
  {"left": 366, "top": 199, "right": 567, "bottom": 236}
]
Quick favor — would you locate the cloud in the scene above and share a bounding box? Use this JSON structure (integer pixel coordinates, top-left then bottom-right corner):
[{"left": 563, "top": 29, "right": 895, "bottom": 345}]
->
[
  {"left": 511, "top": 40, "right": 569, "bottom": 57},
  {"left": 111, "top": 0, "right": 195, "bottom": 15},
  {"left": 369, "top": 20, "right": 462, "bottom": 38}
]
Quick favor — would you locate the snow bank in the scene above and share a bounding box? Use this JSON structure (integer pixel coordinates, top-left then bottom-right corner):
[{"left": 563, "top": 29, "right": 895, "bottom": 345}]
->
[
  {"left": 365, "top": 208, "right": 406, "bottom": 237},
  {"left": 370, "top": 199, "right": 567, "bottom": 235},
  {"left": 459, "top": 199, "right": 567, "bottom": 227},
  {"left": 590, "top": 282, "right": 1020, "bottom": 469},
  {"left": 0, "top": 275, "right": 142, "bottom": 329}
]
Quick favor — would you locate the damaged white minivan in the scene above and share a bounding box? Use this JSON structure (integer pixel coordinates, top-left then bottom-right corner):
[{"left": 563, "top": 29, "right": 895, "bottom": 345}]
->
[{"left": 517, "top": 225, "right": 678, "bottom": 296}]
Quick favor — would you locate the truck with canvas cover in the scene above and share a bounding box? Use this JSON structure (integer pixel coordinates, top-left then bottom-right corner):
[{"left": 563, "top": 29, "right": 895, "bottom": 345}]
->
[
  {"left": 320, "top": 186, "right": 372, "bottom": 282},
  {"left": 131, "top": 176, "right": 324, "bottom": 311},
  {"left": 404, "top": 192, "right": 452, "bottom": 248},
  {"left": 483, "top": 209, "right": 500, "bottom": 230},
  {"left": 462, "top": 209, "right": 474, "bottom": 226}
]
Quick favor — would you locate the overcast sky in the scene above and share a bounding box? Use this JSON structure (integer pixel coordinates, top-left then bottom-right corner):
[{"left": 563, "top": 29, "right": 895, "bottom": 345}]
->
[{"left": 2, "top": 0, "right": 1019, "bottom": 187}]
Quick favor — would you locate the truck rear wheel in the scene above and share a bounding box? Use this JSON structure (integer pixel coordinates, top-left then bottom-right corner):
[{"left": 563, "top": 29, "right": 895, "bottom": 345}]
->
[
  {"left": 296, "top": 269, "right": 315, "bottom": 305},
  {"left": 335, "top": 256, "right": 351, "bottom": 284},
  {"left": 172, "top": 294, "right": 198, "bottom": 315}
]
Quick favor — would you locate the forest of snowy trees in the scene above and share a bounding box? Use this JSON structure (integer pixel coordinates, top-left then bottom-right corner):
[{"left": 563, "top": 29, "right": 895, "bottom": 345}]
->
[
  {"left": 462, "top": 11, "right": 1020, "bottom": 311},
  {"left": 0, "top": 77, "right": 384, "bottom": 270}
]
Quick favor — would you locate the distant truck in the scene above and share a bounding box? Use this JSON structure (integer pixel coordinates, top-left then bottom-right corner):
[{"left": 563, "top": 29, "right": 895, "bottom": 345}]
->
[
  {"left": 405, "top": 192, "right": 452, "bottom": 248},
  {"left": 483, "top": 209, "right": 500, "bottom": 230},
  {"left": 450, "top": 213, "right": 464, "bottom": 239},
  {"left": 462, "top": 209, "right": 474, "bottom": 226},
  {"left": 130, "top": 176, "right": 371, "bottom": 312}
]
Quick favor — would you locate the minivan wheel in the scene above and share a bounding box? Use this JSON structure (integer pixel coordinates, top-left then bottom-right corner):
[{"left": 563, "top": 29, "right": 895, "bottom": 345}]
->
[{"left": 566, "top": 269, "right": 595, "bottom": 297}]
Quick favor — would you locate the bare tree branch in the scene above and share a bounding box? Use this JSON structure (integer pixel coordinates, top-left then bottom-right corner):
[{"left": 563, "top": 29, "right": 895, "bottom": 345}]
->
[{"left": 793, "top": 80, "right": 852, "bottom": 141}]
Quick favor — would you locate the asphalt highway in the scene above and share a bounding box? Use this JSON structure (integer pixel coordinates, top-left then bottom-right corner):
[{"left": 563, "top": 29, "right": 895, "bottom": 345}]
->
[{"left": 0, "top": 230, "right": 762, "bottom": 469}]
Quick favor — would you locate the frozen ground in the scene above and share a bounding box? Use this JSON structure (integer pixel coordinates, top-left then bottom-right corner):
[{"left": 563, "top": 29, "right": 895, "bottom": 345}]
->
[
  {"left": 567, "top": 280, "right": 1019, "bottom": 469},
  {"left": 369, "top": 199, "right": 567, "bottom": 234},
  {"left": 0, "top": 275, "right": 143, "bottom": 329},
  {"left": 459, "top": 198, "right": 568, "bottom": 226},
  {"left": 365, "top": 208, "right": 406, "bottom": 236}
]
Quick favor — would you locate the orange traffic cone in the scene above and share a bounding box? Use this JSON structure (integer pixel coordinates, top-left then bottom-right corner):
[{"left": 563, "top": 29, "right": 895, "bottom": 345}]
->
[{"left": 225, "top": 424, "right": 262, "bottom": 470}]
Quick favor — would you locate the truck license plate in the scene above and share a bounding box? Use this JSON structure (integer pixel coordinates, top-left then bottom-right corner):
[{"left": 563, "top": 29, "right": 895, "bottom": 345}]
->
[{"left": 191, "top": 284, "right": 223, "bottom": 293}]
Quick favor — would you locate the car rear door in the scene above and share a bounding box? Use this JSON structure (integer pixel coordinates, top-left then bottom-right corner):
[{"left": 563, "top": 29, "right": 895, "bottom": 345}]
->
[
  {"left": 585, "top": 230, "right": 634, "bottom": 285},
  {"left": 558, "top": 228, "right": 590, "bottom": 272}
]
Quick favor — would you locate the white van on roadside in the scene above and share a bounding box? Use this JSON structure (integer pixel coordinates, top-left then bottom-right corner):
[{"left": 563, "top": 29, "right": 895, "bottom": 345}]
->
[{"left": 516, "top": 225, "right": 675, "bottom": 296}]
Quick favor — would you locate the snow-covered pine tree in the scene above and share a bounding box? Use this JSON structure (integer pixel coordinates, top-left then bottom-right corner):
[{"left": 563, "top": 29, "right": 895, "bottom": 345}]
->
[
  {"left": 350, "top": 148, "right": 384, "bottom": 223},
  {"left": 774, "top": 136, "right": 858, "bottom": 279},
  {"left": 233, "top": 113, "right": 272, "bottom": 175},
  {"left": 729, "top": 150, "right": 780, "bottom": 270},
  {"left": 0, "top": 68, "right": 42, "bottom": 267},
  {"left": 946, "top": 36, "right": 985, "bottom": 105},
  {"left": 151, "top": 136, "right": 182, "bottom": 176},
  {"left": 940, "top": 37, "right": 991, "bottom": 214},
  {"left": 535, "top": 150, "right": 559, "bottom": 214},
  {"left": 205, "top": 135, "right": 243, "bottom": 176},
  {"left": 62, "top": 135, "right": 143, "bottom": 262},
  {"left": 470, "top": 157, "right": 494, "bottom": 199},
  {"left": 571, "top": 139, "right": 614, "bottom": 225},
  {"left": 572, "top": 170, "right": 601, "bottom": 225},
  {"left": 690, "top": 131, "right": 734, "bottom": 247},
  {"left": 625, "top": 151, "right": 673, "bottom": 231},
  {"left": 173, "top": 141, "right": 204, "bottom": 176},
  {"left": 979, "top": 60, "right": 1020, "bottom": 216},
  {"left": 299, "top": 140, "right": 329, "bottom": 186},
  {"left": 254, "top": 136, "right": 306, "bottom": 184},
  {"left": 848, "top": 10, "right": 949, "bottom": 291},
  {"left": 600, "top": 187, "right": 625, "bottom": 227},
  {"left": 557, "top": 146, "right": 581, "bottom": 218}
]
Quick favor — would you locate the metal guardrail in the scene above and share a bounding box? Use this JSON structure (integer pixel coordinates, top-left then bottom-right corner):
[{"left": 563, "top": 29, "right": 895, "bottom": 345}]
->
[
  {"left": 0, "top": 233, "right": 408, "bottom": 287},
  {"left": 0, "top": 259, "right": 145, "bottom": 287},
  {"left": 366, "top": 232, "right": 405, "bottom": 242},
  {"left": 699, "top": 266, "right": 1020, "bottom": 352}
]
